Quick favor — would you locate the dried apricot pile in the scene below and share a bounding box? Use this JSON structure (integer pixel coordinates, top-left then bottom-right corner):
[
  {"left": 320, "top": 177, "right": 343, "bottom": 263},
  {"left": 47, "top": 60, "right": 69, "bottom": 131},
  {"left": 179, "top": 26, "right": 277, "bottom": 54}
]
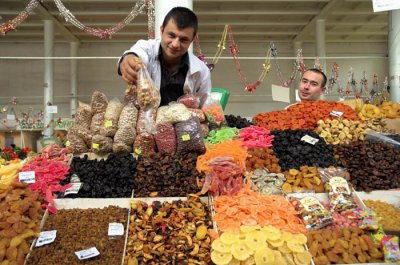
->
[{"left": 282, "top": 167, "right": 325, "bottom": 193}]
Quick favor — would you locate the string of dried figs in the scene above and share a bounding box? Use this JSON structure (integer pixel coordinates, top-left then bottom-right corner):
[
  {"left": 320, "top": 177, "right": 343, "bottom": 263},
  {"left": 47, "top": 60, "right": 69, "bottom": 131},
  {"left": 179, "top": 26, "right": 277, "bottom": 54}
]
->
[
  {"left": 307, "top": 228, "right": 384, "bottom": 265},
  {"left": 333, "top": 140, "right": 400, "bottom": 191},
  {"left": 132, "top": 152, "right": 203, "bottom": 197},
  {"left": 125, "top": 195, "right": 213, "bottom": 265},
  {"left": 282, "top": 166, "right": 325, "bottom": 193},
  {"left": 246, "top": 147, "right": 281, "bottom": 173},
  {"left": 0, "top": 182, "right": 43, "bottom": 265},
  {"left": 26, "top": 206, "right": 128, "bottom": 265}
]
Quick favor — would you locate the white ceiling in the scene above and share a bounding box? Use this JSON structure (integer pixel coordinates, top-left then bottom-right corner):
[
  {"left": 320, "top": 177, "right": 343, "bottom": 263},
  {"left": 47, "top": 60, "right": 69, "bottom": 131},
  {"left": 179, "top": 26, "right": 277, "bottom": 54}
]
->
[{"left": 0, "top": 0, "right": 389, "bottom": 44}]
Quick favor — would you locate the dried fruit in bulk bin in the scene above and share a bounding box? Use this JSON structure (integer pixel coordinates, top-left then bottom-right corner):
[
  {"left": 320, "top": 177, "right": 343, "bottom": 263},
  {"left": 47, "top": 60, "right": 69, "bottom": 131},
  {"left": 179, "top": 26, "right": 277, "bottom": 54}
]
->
[
  {"left": 225, "top": 114, "right": 254, "bottom": 129},
  {"left": 271, "top": 129, "right": 336, "bottom": 171}
]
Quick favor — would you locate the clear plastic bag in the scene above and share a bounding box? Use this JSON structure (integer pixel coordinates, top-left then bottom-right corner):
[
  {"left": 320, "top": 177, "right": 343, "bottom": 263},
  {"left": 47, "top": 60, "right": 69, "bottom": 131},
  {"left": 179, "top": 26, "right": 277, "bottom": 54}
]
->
[
  {"left": 91, "top": 134, "right": 113, "bottom": 155},
  {"left": 74, "top": 101, "right": 93, "bottom": 127},
  {"left": 154, "top": 122, "right": 176, "bottom": 154},
  {"left": 365, "top": 130, "right": 400, "bottom": 149},
  {"left": 137, "top": 60, "right": 161, "bottom": 110},
  {"left": 201, "top": 97, "right": 226, "bottom": 127},
  {"left": 177, "top": 93, "right": 200, "bottom": 109},
  {"left": 133, "top": 132, "right": 156, "bottom": 156},
  {"left": 175, "top": 117, "right": 205, "bottom": 154},
  {"left": 68, "top": 125, "right": 92, "bottom": 147},
  {"left": 118, "top": 102, "right": 138, "bottom": 129},
  {"left": 114, "top": 127, "right": 136, "bottom": 146},
  {"left": 91, "top": 91, "right": 108, "bottom": 114},
  {"left": 124, "top": 85, "right": 140, "bottom": 109},
  {"left": 136, "top": 108, "right": 157, "bottom": 134},
  {"left": 188, "top": 108, "right": 205, "bottom": 122},
  {"left": 200, "top": 123, "right": 209, "bottom": 138},
  {"left": 90, "top": 112, "right": 105, "bottom": 135},
  {"left": 65, "top": 133, "right": 88, "bottom": 154},
  {"left": 155, "top": 102, "right": 191, "bottom": 124},
  {"left": 112, "top": 142, "right": 132, "bottom": 154},
  {"left": 100, "top": 97, "right": 124, "bottom": 137}
]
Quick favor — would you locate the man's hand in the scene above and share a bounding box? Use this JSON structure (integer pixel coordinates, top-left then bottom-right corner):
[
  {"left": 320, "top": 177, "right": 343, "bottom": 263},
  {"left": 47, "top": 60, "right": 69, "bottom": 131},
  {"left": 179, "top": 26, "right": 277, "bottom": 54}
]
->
[{"left": 120, "top": 54, "right": 140, "bottom": 85}]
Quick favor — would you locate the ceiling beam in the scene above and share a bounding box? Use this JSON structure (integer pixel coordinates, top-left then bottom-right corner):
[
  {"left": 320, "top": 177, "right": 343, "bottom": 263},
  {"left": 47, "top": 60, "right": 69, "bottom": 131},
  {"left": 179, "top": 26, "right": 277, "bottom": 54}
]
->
[
  {"left": 293, "top": 0, "right": 342, "bottom": 41},
  {"left": 18, "top": 0, "right": 80, "bottom": 43}
]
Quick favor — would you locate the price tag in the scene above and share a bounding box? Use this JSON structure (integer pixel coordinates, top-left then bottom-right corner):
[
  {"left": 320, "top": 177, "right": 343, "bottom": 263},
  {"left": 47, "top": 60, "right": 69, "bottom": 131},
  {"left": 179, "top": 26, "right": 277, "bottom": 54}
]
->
[
  {"left": 6, "top": 114, "right": 15, "bottom": 120},
  {"left": 75, "top": 247, "right": 100, "bottom": 260},
  {"left": 92, "top": 143, "right": 99, "bottom": 150},
  {"left": 181, "top": 134, "right": 191, "bottom": 141},
  {"left": 19, "top": 171, "right": 36, "bottom": 184},
  {"left": 65, "top": 140, "right": 71, "bottom": 147},
  {"left": 301, "top": 135, "right": 319, "bottom": 145},
  {"left": 108, "top": 223, "right": 124, "bottom": 236},
  {"left": 46, "top": 105, "right": 58, "bottom": 114},
  {"left": 104, "top": 120, "right": 113, "bottom": 127},
  {"left": 134, "top": 148, "right": 142, "bottom": 155},
  {"left": 330, "top": 110, "right": 344, "bottom": 117},
  {"left": 36, "top": 230, "right": 57, "bottom": 247},
  {"left": 64, "top": 183, "right": 82, "bottom": 195}
]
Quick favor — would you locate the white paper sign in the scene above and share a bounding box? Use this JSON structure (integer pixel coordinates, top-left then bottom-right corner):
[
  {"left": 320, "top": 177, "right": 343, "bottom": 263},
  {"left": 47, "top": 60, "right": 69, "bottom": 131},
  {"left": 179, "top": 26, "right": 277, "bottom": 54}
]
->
[
  {"left": 301, "top": 135, "right": 319, "bottom": 145},
  {"left": 36, "top": 230, "right": 57, "bottom": 247},
  {"left": 64, "top": 183, "right": 82, "bottom": 195},
  {"left": 6, "top": 114, "right": 15, "bottom": 120},
  {"left": 272, "top": 84, "right": 291, "bottom": 103},
  {"left": 18, "top": 171, "right": 36, "bottom": 184},
  {"left": 372, "top": 0, "right": 400, "bottom": 12},
  {"left": 46, "top": 105, "right": 58, "bottom": 114},
  {"left": 108, "top": 223, "right": 124, "bottom": 236},
  {"left": 330, "top": 110, "right": 344, "bottom": 117},
  {"left": 75, "top": 247, "right": 100, "bottom": 260}
]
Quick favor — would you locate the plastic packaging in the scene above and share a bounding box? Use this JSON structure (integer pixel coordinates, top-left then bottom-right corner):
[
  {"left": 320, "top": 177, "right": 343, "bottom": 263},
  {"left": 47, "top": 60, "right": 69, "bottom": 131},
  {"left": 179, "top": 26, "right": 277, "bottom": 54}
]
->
[
  {"left": 177, "top": 93, "right": 200, "bottom": 109},
  {"left": 133, "top": 132, "right": 156, "bottom": 156},
  {"left": 90, "top": 90, "right": 108, "bottom": 114},
  {"left": 118, "top": 102, "right": 138, "bottom": 128},
  {"left": 201, "top": 97, "right": 226, "bottom": 127},
  {"left": 188, "top": 108, "right": 205, "bottom": 122},
  {"left": 200, "top": 123, "right": 209, "bottom": 138},
  {"left": 381, "top": 235, "right": 400, "bottom": 263},
  {"left": 365, "top": 130, "right": 400, "bottom": 150},
  {"left": 91, "top": 134, "right": 113, "bottom": 155},
  {"left": 114, "top": 127, "right": 136, "bottom": 146},
  {"left": 290, "top": 195, "right": 334, "bottom": 230},
  {"left": 174, "top": 117, "right": 205, "bottom": 154},
  {"left": 136, "top": 108, "right": 157, "bottom": 134},
  {"left": 154, "top": 122, "right": 176, "bottom": 154},
  {"left": 124, "top": 84, "right": 140, "bottom": 109},
  {"left": 65, "top": 133, "right": 88, "bottom": 154},
  {"left": 112, "top": 142, "right": 133, "bottom": 154},
  {"left": 74, "top": 101, "right": 93, "bottom": 127},
  {"left": 136, "top": 60, "right": 161, "bottom": 110},
  {"left": 100, "top": 97, "right": 124, "bottom": 137},
  {"left": 156, "top": 102, "right": 191, "bottom": 124},
  {"left": 90, "top": 112, "right": 105, "bottom": 135}
]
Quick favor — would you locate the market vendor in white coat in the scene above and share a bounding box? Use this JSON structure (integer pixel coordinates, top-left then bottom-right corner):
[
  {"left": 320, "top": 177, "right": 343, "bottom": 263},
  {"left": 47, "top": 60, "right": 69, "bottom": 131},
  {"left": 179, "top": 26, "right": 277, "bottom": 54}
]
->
[{"left": 117, "top": 6, "right": 211, "bottom": 107}]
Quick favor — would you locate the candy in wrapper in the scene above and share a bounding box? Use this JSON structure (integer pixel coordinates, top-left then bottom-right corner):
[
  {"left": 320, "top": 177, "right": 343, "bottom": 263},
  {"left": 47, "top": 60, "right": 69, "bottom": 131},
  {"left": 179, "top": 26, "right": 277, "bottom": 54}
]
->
[
  {"left": 291, "top": 195, "right": 333, "bottom": 230},
  {"left": 326, "top": 176, "right": 358, "bottom": 213},
  {"left": 359, "top": 208, "right": 380, "bottom": 231},
  {"left": 381, "top": 235, "right": 400, "bottom": 263}
]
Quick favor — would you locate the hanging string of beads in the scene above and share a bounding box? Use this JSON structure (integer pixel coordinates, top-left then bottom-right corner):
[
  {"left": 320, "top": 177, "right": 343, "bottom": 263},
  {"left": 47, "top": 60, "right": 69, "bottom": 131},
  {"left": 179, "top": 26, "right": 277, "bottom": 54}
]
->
[
  {"left": 0, "top": 0, "right": 41, "bottom": 35},
  {"left": 227, "top": 25, "right": 272, "bottom": 92},
  {"left": 53, "top": 0, "right": 147, "bottom": 39}
]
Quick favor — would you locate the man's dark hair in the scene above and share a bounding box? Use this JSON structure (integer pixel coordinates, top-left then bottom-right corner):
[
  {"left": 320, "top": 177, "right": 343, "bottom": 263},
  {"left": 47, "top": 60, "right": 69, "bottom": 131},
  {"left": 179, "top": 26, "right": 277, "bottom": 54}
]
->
[
  {"left": 303, "top": 68, "right": 327, "bottom": 88},
  {"left": 162, "top": 7, "right": 198, "bottom": 37}
]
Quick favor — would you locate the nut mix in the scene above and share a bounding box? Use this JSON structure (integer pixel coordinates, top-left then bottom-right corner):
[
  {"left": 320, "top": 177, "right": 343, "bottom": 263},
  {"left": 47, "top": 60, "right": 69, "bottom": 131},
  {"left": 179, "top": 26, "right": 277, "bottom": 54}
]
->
[
  {"left": 100, "top": 97, "right": 124, "bottom": 137},
  {"left": 155, "top": 103, "right": 192, "bottom": 124},
  {"left": 154, "top": 122, "right": 176, "bottom": 154},
  {"left": 26, "top": 206, "right": 128, "bottom": 265},
  {"left": 125, "top": 195, "right": 212, "bottom": 265}
]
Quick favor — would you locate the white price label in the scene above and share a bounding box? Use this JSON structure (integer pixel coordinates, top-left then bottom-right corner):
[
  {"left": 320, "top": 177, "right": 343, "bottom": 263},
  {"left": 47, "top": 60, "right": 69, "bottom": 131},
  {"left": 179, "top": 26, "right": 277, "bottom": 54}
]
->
[
  {"left": 64, "top": 183, "right": 82, "bottom": 195},
  {"left": 6, "top": 114, "right": 15, "bottom": 120},
  {"left": 36, "top": 230, "right": 57, "bottom": 247},
  {"left": 18, "top": 171, "right": 36, "bottom": 184},
  {"left": 108, "top": 223, "right": 124, "bottom": 236},
  {"left": 301, "top": 135, "right": 319, "bottom": 145},
  {"left": 330, "top": 110, "right": 344, "bottom": 117},
  {"left": 46, "top": 105, "right": 58, "bottom": 114},
  {"left": 75, "top": 247, "right": 100, "bottom": 260}
]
